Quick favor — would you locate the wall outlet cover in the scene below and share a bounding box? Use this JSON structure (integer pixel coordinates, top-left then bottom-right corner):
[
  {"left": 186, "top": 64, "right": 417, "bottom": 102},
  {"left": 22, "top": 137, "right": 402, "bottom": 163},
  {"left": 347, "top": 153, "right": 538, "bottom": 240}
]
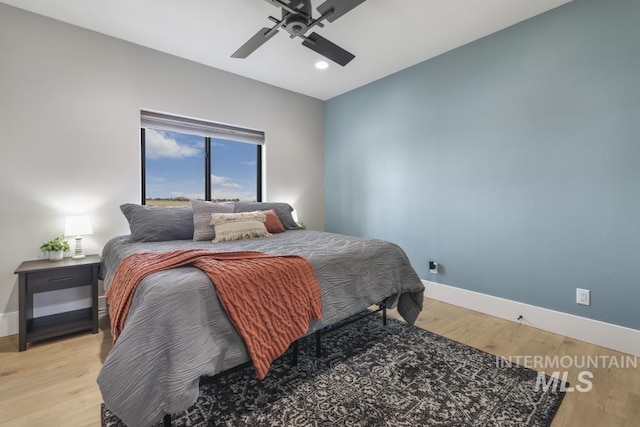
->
[{"left": 576, "top": 288, "right": 590, "bottom": 306}]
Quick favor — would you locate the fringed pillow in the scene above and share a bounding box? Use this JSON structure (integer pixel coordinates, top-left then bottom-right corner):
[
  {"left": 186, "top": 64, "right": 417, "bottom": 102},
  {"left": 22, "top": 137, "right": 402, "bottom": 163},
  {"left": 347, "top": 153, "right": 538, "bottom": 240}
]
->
[{"left": 210, "top": 211, "right": 271, "bottom": 243}]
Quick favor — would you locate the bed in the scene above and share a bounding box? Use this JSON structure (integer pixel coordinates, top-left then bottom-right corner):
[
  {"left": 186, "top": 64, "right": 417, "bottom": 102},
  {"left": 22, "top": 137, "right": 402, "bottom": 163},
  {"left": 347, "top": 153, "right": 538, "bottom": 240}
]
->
[{"left": 97, "top": 203, "right": 425, "bottom": 426}]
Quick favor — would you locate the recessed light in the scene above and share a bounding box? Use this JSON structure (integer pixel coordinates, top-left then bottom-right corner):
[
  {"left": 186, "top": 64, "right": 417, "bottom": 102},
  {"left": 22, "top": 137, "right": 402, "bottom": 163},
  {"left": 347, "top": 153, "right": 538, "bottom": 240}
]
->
[{"left": 315, "top": 60, "right": 329, "bottom": 70}]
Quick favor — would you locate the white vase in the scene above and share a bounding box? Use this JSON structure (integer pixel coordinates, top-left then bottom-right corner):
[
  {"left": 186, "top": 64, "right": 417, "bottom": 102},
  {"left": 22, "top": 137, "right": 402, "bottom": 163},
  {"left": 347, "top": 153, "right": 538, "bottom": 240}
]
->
[{"left": 49, "top": 250, "right": 64, "bottom": 261}]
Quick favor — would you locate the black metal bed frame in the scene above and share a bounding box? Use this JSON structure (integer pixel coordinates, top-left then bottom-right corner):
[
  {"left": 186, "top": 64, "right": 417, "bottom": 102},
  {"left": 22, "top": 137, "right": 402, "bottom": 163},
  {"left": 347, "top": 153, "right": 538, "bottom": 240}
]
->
[{"left": 162, "top": 302, "right": 387, "bottom": 427}]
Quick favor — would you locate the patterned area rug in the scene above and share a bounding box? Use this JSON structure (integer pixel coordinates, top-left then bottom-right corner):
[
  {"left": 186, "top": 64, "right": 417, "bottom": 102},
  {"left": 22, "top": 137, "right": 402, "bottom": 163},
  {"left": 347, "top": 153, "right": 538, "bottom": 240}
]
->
[{"left": 102, "top": 313, "right": 566, "bottom": 426}]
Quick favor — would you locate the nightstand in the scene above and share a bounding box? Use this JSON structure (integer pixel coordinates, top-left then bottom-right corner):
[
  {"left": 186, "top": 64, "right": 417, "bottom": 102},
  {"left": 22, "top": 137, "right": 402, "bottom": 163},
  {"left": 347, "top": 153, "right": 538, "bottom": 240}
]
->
[{"left": 14, "top": 254, "right": 101, "bottom": 351}]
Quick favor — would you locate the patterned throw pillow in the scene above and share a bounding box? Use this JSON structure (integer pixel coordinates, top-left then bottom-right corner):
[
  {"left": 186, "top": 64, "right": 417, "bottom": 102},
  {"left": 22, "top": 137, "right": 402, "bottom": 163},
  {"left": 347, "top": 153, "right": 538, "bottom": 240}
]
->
[{"left": 210, "top": 211, "right": 271, "bottom": 243}]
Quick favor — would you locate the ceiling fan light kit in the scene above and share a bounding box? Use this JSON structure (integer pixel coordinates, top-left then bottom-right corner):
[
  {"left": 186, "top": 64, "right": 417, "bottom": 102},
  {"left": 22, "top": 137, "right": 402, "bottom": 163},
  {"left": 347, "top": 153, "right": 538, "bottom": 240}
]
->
[{"left": 232, "top": 0, "right": 367, "bottom": 66}]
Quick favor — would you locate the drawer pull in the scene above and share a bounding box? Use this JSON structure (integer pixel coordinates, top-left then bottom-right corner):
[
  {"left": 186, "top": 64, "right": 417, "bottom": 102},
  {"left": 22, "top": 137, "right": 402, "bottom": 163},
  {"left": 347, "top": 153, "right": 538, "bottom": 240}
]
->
[{"left": 48, "top": 277, "right": 74, "bottom": 283}]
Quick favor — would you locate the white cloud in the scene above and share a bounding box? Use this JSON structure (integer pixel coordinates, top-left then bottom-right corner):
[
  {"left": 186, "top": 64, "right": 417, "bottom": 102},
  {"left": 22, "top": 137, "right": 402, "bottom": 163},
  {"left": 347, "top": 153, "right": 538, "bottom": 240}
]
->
[
  {"left": 241, "top": 161, "right": 257, "bottom": 167},
  {"left": 211, "top": 174, "right": 231, "bottom": 185},
  {"left": 211, "top": 174, "right": 241, "bottom": 188},
  {"left": 222, "top": 182, "right": 241, "bottom": 188},
  {"left": 145, "top": 129, "right": 200, "bottom": 159}
]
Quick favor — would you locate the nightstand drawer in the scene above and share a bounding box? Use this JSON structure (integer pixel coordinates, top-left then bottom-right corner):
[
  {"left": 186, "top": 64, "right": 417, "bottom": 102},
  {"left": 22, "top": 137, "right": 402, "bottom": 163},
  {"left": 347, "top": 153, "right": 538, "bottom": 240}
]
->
[{"left": 27, "top": 266, "right": 92, "bottom": 293}]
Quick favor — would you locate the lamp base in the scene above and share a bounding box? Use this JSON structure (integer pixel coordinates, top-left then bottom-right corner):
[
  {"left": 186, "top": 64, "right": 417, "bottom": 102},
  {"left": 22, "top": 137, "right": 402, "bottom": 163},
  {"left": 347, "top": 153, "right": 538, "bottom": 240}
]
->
[{"left": 73, "top": 236, "right": 85, "bottom": 259}]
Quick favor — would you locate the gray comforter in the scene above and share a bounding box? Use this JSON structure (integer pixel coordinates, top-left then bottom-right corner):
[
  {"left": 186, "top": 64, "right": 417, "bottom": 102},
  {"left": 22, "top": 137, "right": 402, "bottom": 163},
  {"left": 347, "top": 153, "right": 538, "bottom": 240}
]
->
[{"left": 97, "top": 230, "right": 424, "bottom": 426}]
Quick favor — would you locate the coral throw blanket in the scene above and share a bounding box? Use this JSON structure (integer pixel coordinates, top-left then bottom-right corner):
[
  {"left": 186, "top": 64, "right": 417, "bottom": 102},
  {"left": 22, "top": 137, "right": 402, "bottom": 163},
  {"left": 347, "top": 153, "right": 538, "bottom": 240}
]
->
[{"left": 105, "top": 249, "right": 322, "bottom": 379}]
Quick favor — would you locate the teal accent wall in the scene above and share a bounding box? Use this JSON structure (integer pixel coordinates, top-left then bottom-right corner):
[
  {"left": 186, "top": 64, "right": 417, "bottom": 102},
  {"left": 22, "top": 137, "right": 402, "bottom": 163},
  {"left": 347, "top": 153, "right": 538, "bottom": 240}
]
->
[{"left": 324, "top": 0, "right": 640, "bottom": 329}]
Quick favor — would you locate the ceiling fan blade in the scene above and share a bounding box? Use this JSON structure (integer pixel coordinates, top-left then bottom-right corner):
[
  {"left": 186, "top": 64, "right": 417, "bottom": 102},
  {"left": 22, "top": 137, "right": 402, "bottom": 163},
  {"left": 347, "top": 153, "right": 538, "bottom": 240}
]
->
[
  {"left": 265, "top": 0, "right": 308, "bottom": 14},
  {"left": 302, "top": 32, "right": 355, "bottom": 66},
  {"left": 231, "top": 27, "right": 279, "bottom": 58},
  {"left": 264, "top": 0, "right": 300, "bottom": 8},
  {"left": 316, "top": 0, "right": 367, "bottom": 22}
]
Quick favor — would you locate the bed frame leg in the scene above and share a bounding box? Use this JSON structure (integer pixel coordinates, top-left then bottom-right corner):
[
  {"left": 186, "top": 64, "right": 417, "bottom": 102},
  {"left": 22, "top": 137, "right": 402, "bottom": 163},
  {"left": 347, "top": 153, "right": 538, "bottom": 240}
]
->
[
  {"left": 312, "top": 304, "right": 387, "bottom": 361},
  {"left": 164, "top": 414, "right": 171, "bottom": 427},
  {"left": 315, "top": 330, "right": 321, "bottom": 358},
  {"left": 291, "top": 340, "right": 299, "bottom": 366}
]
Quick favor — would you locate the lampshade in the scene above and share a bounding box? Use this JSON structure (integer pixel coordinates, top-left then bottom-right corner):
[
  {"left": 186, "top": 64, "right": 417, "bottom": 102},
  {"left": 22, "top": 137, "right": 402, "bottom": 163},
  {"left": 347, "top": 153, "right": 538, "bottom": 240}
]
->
[{"left": 65, "top": 215, "right": 93, "bottom": 236}]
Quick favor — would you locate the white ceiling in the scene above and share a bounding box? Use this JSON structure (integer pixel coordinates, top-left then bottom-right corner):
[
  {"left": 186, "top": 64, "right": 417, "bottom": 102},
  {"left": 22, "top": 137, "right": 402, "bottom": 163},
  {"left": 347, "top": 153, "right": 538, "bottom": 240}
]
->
[{"left": 2, "top": 0, "right": 571, "bottom": 100}]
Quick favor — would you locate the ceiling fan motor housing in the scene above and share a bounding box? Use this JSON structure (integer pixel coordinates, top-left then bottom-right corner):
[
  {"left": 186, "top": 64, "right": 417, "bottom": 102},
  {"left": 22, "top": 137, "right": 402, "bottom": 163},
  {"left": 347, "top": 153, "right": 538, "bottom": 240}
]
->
[{"left": 285, "top": 15, "right": 309, "bottom": 36}]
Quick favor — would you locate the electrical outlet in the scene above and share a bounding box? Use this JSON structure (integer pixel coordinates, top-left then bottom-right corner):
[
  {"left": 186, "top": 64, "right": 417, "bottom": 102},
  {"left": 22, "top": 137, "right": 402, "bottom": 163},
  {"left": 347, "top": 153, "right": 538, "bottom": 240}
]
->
[
  {"left": 429, "top": 261, "right": 438, "bottom": 274},
  {"left": 576, "top": 288, "right": 590, "bottom": 306}
]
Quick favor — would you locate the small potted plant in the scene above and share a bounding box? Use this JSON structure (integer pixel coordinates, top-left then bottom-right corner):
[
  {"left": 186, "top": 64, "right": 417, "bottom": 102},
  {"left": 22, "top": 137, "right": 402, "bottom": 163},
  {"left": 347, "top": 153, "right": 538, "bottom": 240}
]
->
[{"left": 40, "top": 236, "right": 70, "bottom": 261}]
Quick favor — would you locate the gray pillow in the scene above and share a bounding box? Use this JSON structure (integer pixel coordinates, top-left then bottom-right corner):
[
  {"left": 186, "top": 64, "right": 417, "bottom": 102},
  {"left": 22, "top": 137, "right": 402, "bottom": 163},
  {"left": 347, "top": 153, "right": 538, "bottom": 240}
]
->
[
  {"left": 120, "top": 204, "right": 194, "bottom": 242},
  {"left": 234, "top": 202, "right": 300, "bottom": 230},
  {"left": 191, "top": 200, "right": 235, "bottom": 241}
]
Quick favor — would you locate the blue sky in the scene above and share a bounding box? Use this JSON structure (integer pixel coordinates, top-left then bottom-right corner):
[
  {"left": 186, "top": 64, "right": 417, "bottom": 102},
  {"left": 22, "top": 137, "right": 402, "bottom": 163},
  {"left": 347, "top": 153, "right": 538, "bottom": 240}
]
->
[{"left": 145, "top": 129, "right": 257, "bottom": 201}]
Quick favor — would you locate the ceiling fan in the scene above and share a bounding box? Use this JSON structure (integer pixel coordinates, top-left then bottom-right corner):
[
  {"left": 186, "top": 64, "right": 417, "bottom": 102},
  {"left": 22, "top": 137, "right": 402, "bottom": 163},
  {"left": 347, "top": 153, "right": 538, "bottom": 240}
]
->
[{"left": 232, "top": 0, "right": 367, "bottom": 66}]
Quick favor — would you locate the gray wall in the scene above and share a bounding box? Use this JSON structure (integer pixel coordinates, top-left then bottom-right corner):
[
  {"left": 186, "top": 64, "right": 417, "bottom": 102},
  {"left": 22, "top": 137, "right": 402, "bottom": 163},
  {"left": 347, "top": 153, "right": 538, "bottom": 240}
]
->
[
  {"left": 0, "top": 4, "right": 324, "bottom": 330},
  {"left": 325, "top": 0, "right": 640, "bottom": 329}
]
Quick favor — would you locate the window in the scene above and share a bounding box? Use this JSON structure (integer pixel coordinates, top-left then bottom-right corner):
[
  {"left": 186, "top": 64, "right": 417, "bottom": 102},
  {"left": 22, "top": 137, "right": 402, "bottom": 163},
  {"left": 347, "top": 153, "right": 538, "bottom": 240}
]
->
[{"left": 140, "top": 111, "right": 263, "bottom": 206}]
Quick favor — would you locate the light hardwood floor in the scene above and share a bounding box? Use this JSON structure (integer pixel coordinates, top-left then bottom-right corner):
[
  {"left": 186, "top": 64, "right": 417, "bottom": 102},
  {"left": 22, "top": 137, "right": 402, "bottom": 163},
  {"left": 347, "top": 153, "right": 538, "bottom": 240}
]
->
[{"left": 0, "top": 298, "right": 637, "bottom": 426}]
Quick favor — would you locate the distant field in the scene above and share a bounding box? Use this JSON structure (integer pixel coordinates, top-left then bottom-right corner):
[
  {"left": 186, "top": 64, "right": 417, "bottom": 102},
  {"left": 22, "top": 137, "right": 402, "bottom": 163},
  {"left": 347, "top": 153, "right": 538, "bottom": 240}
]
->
[
  {"left": 145, "top": 199, "right": 239, "bottom": 206},
  {"left": 145, "top": 200, "right": 190, "bottom": 206}
]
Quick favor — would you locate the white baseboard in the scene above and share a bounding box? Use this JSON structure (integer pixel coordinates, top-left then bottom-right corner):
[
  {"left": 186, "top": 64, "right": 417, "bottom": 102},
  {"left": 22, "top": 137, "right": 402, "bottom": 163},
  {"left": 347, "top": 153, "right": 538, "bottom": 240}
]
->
[
  {"left": 4, "top": 281, "right": 638, "bottom": 356},
  {"left": 423, "top": 280, "right": 640, "bottom": 357},
  {"left": 0, "top": 311, "right": 18, "bottom": 338}
]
